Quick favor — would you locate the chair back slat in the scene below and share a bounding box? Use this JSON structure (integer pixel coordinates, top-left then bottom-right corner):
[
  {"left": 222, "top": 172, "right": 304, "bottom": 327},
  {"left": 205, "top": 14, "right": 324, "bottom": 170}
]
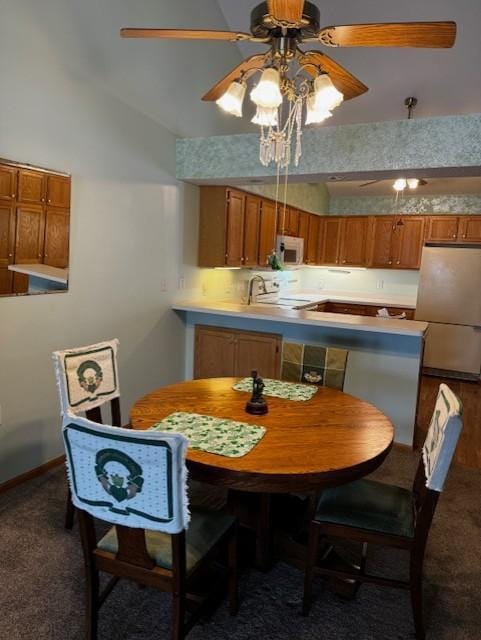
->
[
  {"left": 52, "top": 339, "right": 121, "bottom": 415},
  {"left": 62, "top": 413, "right": 190, "bottom": 534},
  {"left": 281, "top": 341, "right": 348, "bottom": 390}
]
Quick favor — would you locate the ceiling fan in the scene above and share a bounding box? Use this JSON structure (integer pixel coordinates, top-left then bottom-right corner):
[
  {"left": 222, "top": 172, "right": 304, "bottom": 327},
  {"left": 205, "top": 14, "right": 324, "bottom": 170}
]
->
[{"left": 120, "top": 1, "right": 457, "bottom": 104}]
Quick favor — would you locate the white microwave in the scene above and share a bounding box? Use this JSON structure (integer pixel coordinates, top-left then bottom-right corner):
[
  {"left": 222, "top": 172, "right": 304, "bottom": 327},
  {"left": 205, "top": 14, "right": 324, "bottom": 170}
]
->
[{"left": 276, "top": 235, "right": 304, "bottom": 266}]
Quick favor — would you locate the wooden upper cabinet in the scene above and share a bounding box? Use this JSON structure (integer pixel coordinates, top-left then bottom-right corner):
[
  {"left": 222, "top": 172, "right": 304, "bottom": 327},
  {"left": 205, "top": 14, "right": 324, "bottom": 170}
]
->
[
  {"left": 276, "top": 205, "right": 299, "bottom": 236},
  {"left": 458, "top": 216, "right": 481, "bottom": 243},
  {"left": 425, "top": 216, "right": 459, "bottom": 242},
  {"left": 305, "top": 214, "right": 321, "bottom": 264},
  {"left": 369, "top": 216, "right": 395, "bottom": 267},
  {"left": 43, "top": 209, "right": 70, "bottom": 268},
  {"left": 339, "top": 217, "right": 369, "bottom": 266},
  {"left": 298, "top": 211, "right": 310, "bottom": 262},
  {"left": 244, "top": 195, "right": 260, "bottom": 267},
  {"left": 46, "top": 174, "right": 71, "bottom": 208},
  {"left": 14, "top": 205, "right": 45, "bottom": 264},
  {"left": 18, "top": 169, "right": 46, "bottom": 205},
  {"left": 320, "top": 217, "right": 342, "bottom": 265},
  {"left": 0, "top": 165, "right": 18, "bottom": 202},
  {"left": 225, "top": 189, "right": 245, "bottom": 267},
  {"left": 258, "top": 199, "right": 277, "bottom": 266},
  {"left": 394, "top": 216, "right": 425, "bottom": 268}
]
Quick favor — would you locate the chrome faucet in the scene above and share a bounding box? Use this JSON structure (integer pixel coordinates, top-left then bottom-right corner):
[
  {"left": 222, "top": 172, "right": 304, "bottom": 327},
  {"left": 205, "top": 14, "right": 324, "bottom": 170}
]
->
[{"left": 247, "top": 275, "right": 267, "bottom": 305}]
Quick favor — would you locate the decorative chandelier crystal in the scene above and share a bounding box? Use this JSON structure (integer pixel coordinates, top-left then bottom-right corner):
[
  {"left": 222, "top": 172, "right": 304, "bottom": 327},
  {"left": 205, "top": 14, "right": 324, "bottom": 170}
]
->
[{"left": 215, "top": 52, "right": 344, "bottom": 169}]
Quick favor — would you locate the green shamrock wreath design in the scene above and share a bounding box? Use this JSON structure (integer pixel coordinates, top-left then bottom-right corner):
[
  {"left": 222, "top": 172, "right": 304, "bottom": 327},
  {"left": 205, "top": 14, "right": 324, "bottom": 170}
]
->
[
  {"left": 95, "top": 449, "right": 144, "bottom": 503},
  {"left": 77, "top": 360, "right": 103, "bottom": 394}
]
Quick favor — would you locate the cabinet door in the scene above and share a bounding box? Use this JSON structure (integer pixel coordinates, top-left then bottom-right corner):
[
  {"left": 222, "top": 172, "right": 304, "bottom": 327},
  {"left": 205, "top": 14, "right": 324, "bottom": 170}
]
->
[
  {"left": 369, "top": 216, "right": 395, "bottom": 267},
  {"left": 18, "top": 169, "right": 46, "bottom": 205},
  {"left": 44, "top": 209, "right": 70, "bottom": 267},
  {"left": 306, "top": 214, "right": 321, "bottom": 264},
  {"left": 298, "top": 211, "right": 310, "bottom": 261},
  {"left": 339, "top": 217, "right": 369, "bottom": 266},
  {"left": 244, "top": 195, "right": 260, "bottom": 267},
  {"left": 395, "top": 216, "right": 425, "bottom": 268},
  {"left": 194, "top": 326, "right": 236, "bottom": 379},
  {"left": 14, "top": 205, "right": 45, "bottom": 264},
  {"left": 425, "top": 216, "right": 459, "bottom": 242},
  {"left": 0, "top": 165, "right": 18, "bottom": 202},
  {"left": 46, "top": 174, "right": 71, "bottom": 208},
  {"left": 320, "top": 217, "right": 342, "bottom": 265},
  {"left": 458, "top": 216, "right": 481, "bottom": 243},
  {"left": 0, "top": 204, "right": 15, "bottom": 294},
  {"left": 288, "top": 207, "right": 299, "bottom": 236},
  {"left": 225, "top": 190, "right": 245, "bottom": 266},
  {"left": 258, "top": 200, "right": 277, "bottom": 266},
  {"left": 235, "top": 331, "right": 281, "bottom": 379}
]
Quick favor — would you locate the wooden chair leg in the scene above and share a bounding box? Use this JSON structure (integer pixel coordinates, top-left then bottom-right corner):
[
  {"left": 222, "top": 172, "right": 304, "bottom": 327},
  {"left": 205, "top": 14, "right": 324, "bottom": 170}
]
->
[
  {"left": 228, "top": 523, "right": 239, "bottom": 616},
  {"left": 65, "top": 486, "right": 75, "bottom": 530},
  {"left": 171, "top": 591, "right": 186, "bottom": 640},
  {"left": 410, "top": 550, "right": 426, "bottom": 640},
  {"left": 85, "top": 564, "right": 99, "bottom": 640},
  {"left": 302, "top": 522, "right": 321, "bottom": 616}
]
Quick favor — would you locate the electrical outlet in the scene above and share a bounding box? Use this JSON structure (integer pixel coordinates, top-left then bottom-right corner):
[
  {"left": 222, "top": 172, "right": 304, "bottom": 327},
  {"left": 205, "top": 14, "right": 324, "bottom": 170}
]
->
[
  {"left": 178, "top": 277, "right": 185, "bottom": 290},
  {"left": 0, "top": 404, "right": 2, "bottom": 425},
  {"left": 160, "top": 278, "right": 167, "bottom": 292},
  {"left": 318, "top": 279, "right": 325, "bottom": 290},
  {"left": 376, "top": 280, "right": 384, "bottom": 289}
]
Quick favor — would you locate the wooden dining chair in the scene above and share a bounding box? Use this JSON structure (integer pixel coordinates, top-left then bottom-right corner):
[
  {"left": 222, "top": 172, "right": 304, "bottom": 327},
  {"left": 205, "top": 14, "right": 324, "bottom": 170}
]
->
[
  {"left": 62, "top": 413, "right": 239, "bottom": 640},
  {"left": 302, "top": 383, "right": 463, "bottom": 640},
  {"left": 281, "top": 341, "right": 349, "bottom": 391},
  {"left": 52, "top": 339, "right": 125, "bottom": 528}
]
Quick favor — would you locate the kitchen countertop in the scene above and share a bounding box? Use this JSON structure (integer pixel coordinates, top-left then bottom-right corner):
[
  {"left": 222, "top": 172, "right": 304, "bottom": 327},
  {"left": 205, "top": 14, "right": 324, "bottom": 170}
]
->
[
  {"left": 8, "top": 263, "right": 68, "bottom": 284},
  {"left": 172, "top": 299, "right": 428, "bottom": 337}
]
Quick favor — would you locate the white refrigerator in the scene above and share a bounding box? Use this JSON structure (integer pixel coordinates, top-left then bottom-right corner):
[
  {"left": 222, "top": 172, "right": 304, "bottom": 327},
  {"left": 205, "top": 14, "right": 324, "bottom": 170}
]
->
[{"left": 415, "top": 245, "right": 481, "bottom": 380}]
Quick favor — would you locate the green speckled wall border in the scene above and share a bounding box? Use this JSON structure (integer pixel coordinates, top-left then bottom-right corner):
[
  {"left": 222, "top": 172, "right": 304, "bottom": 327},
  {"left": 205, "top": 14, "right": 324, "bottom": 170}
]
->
[
  {"left": 330, "top": 194, "right": 481, "bottom": 215},
  {"left": 177, "top": 114, "right": 481, "bottom": 182}
]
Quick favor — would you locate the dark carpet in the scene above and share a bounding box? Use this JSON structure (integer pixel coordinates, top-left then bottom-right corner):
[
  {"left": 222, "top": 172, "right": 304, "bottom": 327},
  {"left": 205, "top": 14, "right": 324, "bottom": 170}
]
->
[{"left": 1, "top": 449, "right": 480, "bottom": 640}]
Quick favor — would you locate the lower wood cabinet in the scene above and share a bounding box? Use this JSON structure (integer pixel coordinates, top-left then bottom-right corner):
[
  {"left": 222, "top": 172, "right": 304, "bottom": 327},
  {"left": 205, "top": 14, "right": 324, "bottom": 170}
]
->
[
  {"left": 321, "top": 301, "right": 415, "bottom": 320},
  {"left": 194, "top": 325, "right": 281, "bottom": 380}
]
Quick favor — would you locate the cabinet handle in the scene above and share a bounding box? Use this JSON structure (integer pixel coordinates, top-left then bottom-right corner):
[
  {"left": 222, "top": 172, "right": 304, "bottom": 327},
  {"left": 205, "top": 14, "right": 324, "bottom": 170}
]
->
[
  {"left": 48, "top": 199, "right": 51, "bottom": 204},
  {"left": 452, "top": 234, "right": 456, "bottom": 238},
  {"left": 388, "top": 260, "right": 392, "bottom": 264},
  {"left": 11, "top": 193, "right": 15, "bottom": 198},
  {"left": 45, "top": 254, "right": 48, "bottom": 258},
  {"left": 342, "top": 260, "right": 346, "bottom": 264},
  {"left": 462, "top": 234, "right": 466, "bottom": 238},
  {"left": 41, "top": 197, "right": 45, "bottom": 202},
  {"left": 397, "top": 261, "right": 400, "bottom": 265},
  {"left": 8, "top": 253, "right": 12, "bottom": 257}
]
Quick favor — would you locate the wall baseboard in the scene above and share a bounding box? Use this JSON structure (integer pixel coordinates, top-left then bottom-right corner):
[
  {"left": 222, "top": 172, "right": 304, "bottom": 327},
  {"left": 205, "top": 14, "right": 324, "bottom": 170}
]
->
[{"left": 0, "top": 455, "right": 65, "bottom": 495}]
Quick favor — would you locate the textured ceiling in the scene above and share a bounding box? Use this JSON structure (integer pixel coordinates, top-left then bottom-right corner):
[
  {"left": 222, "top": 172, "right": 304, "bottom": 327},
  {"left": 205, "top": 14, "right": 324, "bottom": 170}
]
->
[{"left": 217, "top": 0, "right": 481, "bottom": 128}]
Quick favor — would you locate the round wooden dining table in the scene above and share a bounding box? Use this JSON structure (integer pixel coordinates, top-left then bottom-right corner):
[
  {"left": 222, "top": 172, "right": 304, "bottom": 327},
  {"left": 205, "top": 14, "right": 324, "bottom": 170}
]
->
[{"left": 130, "top": 377, "right": 394, "bottom": 493}]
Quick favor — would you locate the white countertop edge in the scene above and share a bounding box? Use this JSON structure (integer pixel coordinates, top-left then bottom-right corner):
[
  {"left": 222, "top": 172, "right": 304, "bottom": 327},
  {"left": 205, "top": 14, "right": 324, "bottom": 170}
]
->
[
  {"left": 172, "top": 301, "right": 428, "bottom": 337},
  {"left": 8, "top": 264, "right": 68, "bottom": 284}
]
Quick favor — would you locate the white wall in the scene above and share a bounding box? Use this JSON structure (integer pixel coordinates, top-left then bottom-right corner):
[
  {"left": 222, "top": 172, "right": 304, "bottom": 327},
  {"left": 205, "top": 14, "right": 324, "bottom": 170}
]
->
[{"left": 0, "top": 0, "right": 221, "bottom": 483}]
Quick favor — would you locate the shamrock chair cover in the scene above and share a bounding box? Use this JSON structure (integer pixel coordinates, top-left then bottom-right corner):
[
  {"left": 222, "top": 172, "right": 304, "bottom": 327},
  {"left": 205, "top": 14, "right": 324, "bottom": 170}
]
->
[
  {"left": 422, "top": 383, "right": 463, "bottom": 492},
  {"left": 281, "top": 341, "right": 348, "bottom": 390},
  {"left": 62, "top": 413, "right": 190, "bottom": 533},
  {"left": 53, "top": 339, "right": 120, "bottom": 415}
]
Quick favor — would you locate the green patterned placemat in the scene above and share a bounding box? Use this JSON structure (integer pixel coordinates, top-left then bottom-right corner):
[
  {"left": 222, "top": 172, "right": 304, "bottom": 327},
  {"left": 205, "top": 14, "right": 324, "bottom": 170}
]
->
[
  {"left": 233, "top": 377, "right": 318, "bottom": 402},
  {"left": 150, "top": 412, "right": 266, "bottom": 458}
]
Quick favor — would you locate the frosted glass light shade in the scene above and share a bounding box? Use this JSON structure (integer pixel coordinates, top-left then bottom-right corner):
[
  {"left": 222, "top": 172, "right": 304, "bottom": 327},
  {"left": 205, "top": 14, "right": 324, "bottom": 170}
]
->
[
  {"left": 407, "top": 178, "right": 420, "bottom": 189},
  {"left": 216, "top": 81, "right": 246, "bottom": 117},
  {"left": 313, "top": 74, "right": 344, "bottom": 111},
  {"left": 393, "top": 178, "right": 407, "bottom": 191},
  {"left": 305, "top": 94, "right": 332, "bottom": 125},
  {"left": 251, "top": 105, "right": 278, "bottom": 127},
  {"left": 250, "top": 68, "right": 283, "bottom": 108}
]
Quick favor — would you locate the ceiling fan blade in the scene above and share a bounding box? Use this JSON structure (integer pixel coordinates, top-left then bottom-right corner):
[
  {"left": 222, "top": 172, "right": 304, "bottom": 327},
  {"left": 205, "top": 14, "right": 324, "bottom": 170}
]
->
[
  {"left": 267, "top": 0, "right": 305, "bottom": 25},
  {"left": 202, "top": 54, "right": 268, "bottom": 101},
  {"left": 359, "top": 180, "right": 381, "bottom": 188},
  {"left": 297, "top": 50, "right": 368, "bottom": 100},
  {"left": 318, "top": 22, "right": 457, "bottom": 48},
  {"left": 120, "top": 28, "right": 253, "bottom": 42}
]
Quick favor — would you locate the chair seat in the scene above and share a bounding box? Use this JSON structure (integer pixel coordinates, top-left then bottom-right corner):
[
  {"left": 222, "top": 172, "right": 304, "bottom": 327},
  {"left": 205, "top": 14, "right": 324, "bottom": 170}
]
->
[
  {"left": 315, "top": 478, "right": 415, "bottom": 538},
  {"left": 97, "top": 509, "right": 235, "bottom": 572}
]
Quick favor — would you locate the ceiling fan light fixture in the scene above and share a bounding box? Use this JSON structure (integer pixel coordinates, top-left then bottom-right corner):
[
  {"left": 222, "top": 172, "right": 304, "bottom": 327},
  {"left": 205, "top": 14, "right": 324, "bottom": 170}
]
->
[
  {"left": 250, "top": 68, "right": 282, "bottom": 108},
  {"left": 251, "top": 105, "right": 278, "bottom": 127},
  {"left": 393, "top": 178, "right": 407, "bottom": 192},
  {"left": 313, "top": 74, "right": 344, "bottom": 112},
  {"left": 407, "top": 178, "right": 420, "bottom": 189},
  {"left": 216, "top": 80, "right": 246, "bottom": 117},
  {"left": 305, "top": 93, "right": 332, "bottom": 125}
]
